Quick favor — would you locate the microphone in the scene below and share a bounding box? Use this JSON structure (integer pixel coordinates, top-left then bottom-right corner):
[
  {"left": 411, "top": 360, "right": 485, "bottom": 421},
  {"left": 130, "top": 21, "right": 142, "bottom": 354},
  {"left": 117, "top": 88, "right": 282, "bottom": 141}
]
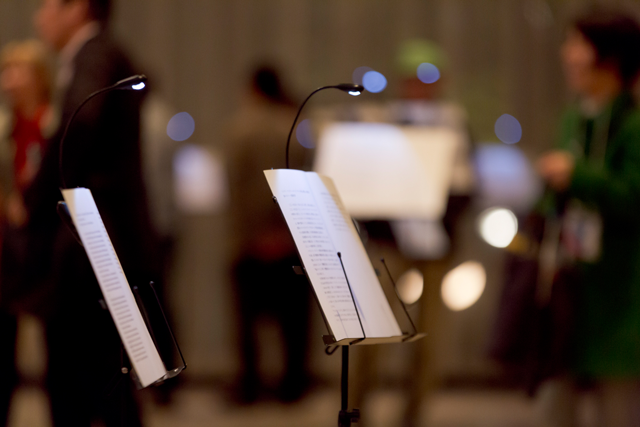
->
[
  {"left": 58, "top": 74, "right": 148, "bottom": 188},
  {"left": 285, "top": 84, "right": 364, "bottom": 169}
]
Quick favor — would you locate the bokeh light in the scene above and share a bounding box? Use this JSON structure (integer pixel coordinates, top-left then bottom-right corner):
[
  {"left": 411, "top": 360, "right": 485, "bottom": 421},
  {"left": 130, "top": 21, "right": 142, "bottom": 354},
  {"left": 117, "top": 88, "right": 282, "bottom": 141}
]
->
[
  {"left": 362, "top": 70, "right": 387, "bottom": 93},
  {"left": 474, "top": 143, "right": 542, "bottom": 212},
  {"left": 417, "top": 63, "right": 440, "bottom": 84},
  {"left": 296, "top": 119, "right": 315, "bottom": 149},
  {"left": 441, "top": 261, "right": 486, "bottom": 311},
  {"left": 167, "top": 112, "right": 196, "bottom": 142},
  {"left": 477, "top": 207, "right": 518, "bottom": 248},
  {"left": 494, "top": 114, "right": 522, "bottom": 144},
  {"left": 173, "top": 145, "right": 227, "bottom": 214},
  {"left": 352, "top": 66, "right": 374, "bottom": 86},
  {"left": 396, "top": 268, "right": 424, "bottom": 305}
]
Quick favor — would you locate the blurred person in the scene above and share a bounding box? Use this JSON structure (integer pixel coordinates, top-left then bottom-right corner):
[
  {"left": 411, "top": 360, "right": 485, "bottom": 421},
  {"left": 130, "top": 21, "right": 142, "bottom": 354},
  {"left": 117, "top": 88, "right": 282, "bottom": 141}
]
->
[
  {"left": 226, "top": 65, "right": 311, "bottom": 404},
  {"left": 4, "top": 0, "right": 158, "bottom": 425},
  {"left": 391, "top": 38, "right": 474, "bottom": 427},
  {"left": 536, "top": 7, "right": 640, "bottom": 427},
  {"left": 312, "top": 39, "right": 474, "bottom": 427},
  {"left": 391, "top": 38, "right": 474, "bottom": 258},
  {"left": 0, "top": 39, "right": 55, "bottom": 427}
]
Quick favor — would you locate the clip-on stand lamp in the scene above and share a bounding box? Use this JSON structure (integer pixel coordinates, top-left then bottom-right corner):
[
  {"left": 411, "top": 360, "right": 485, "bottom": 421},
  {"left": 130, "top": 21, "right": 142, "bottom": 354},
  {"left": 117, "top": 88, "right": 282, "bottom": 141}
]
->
[
  {"left": 285, "top": 83, "right": 362, "bottom": 426},
  {"left": 56, "top": 74, "right": 186, "bottom": 391}
]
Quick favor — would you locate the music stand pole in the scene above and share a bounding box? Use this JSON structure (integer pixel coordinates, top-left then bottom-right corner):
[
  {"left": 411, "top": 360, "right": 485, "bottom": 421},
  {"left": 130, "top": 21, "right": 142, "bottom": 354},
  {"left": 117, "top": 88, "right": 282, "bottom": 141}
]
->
[
  {"left": 336, "top": 251, "right": 362, "bottom": 426},
  {"left": 338, "top": 345, "right": 359, "bottom": 427},
  {"left": 341, "top": 346, "right": 349, "bottom": 412}
]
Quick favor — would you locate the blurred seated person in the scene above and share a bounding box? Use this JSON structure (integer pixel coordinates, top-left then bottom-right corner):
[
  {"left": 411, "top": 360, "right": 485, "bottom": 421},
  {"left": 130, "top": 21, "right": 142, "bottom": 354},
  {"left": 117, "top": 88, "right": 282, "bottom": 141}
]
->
[
  {"left": 536, "top": 7, "right": 640, "bottom": 427},
  {"left": 226, "top": 65, "right": 311, "bottom": 403},
  {"left": 313, "top": 39, "right": 473, "bottom": 260},
  {"left": 391, "top": 39, "right": 474, "bottom": 257},
  {"left": 0, "top": 39, "right": 55, "bottom": 427}
]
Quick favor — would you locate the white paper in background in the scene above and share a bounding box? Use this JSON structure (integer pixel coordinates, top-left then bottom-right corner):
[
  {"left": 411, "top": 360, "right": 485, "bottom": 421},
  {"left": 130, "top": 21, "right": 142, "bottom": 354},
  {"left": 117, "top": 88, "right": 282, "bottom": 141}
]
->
[
  {"left": 314, "top": 123, "right": 462, "bottom": 220},
  {"left": 173, "top": 145, "right": 228, "bottom": 214},
  {"left": 62, "top": 188, "right": 166, "bottom": 388},
  {"left": 264, "top": 170, "right": 401, "bottom": 341}
]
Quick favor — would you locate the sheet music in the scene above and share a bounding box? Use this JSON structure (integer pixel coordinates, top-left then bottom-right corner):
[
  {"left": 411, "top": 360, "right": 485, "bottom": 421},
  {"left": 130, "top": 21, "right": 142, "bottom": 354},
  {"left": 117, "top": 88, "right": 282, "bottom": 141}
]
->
[
  {"left": 62, "top": 188, "right": 166, "bottom": 388},
  {"left": 314, "top": 123, "right": 461, "bottom": 220},
  {"left": 264, "top": 170, "right": 402, "bottom": 341}
]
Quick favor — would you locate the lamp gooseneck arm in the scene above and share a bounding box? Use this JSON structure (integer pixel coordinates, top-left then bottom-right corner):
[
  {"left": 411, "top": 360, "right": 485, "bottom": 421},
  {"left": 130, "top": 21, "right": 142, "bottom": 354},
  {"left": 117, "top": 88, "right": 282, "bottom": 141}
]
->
[
  {"left": 58, "top": 85, "right": 113, "bottom": 189},
  {"left": 58, "top": 74, "right": 147, "bottom": 189},
  {"left": 285, "top": 86, "right": 334, "bottom": 169}
]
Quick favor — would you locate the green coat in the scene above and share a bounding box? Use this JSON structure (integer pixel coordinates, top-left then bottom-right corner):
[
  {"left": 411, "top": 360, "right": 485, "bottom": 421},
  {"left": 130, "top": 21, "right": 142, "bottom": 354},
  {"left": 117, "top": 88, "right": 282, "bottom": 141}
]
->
[{"left": 555, "top": 92, "right": 640, "bottom": 378}]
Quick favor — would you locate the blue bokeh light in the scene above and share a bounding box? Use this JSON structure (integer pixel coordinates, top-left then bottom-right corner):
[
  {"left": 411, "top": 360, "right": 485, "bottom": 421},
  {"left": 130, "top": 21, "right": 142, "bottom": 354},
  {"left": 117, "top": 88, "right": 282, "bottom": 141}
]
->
[
  {"left": 494, "top": 114, "right": 522, "bottom": 144},
  {"left": 417, "top": 63, "right": 440, "bottom": 84},
  {"left": 352, "top": 66, "right": 374, "bottom": 86},
  {"left": 362, "top": 71, "right": 387, "bottom": 93},
  {"left": 167, "top": 112, "right": 196, "bottom": 142},
  {"left": 296, "top": 119, "right": 315, "bottom": 149}
]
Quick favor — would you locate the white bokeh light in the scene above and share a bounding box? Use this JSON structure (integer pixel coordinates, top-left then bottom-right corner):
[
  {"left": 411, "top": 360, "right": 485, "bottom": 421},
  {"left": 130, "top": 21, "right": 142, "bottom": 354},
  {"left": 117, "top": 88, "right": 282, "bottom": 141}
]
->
[
  {"left": 396, "top": 268, "right": 424, "bottom": 305},
  {"left": 173, "top": 145, "right": 227, "bottom": 214},
  {"left": 478, "top": 207, "right": 518, "bottom": 248},
  {"left": 441, "top": 261, "right": 486, "bottom": 311}
]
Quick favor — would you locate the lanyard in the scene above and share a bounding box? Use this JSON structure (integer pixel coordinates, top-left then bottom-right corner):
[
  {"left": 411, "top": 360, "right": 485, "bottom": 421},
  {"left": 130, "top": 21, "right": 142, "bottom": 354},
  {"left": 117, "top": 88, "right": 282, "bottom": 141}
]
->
[{"left": 572, "top": 104, "right": 612, "bottom": 169}]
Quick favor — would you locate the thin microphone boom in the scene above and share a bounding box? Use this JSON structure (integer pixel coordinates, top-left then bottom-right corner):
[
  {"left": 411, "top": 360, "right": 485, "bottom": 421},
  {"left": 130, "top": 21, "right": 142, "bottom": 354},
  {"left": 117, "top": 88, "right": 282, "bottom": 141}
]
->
[
  {"left": 58, "top": 74, "right": 147, "bottom": 188},
  {"left": 285, "top": 83, "right": 363, "bottom": 169}
]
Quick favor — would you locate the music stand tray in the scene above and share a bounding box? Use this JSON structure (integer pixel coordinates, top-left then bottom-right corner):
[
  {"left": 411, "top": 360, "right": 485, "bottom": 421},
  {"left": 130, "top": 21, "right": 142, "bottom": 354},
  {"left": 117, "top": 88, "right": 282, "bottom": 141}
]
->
[{"left": 60, "top": 188, "right": 186, "bottom": 389}]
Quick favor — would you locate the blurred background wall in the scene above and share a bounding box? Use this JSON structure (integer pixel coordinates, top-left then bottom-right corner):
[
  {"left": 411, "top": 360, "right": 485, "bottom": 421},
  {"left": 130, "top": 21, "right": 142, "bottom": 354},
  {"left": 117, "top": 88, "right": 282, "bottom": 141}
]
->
[{"left": 0, "top": 0, "right": 631, "bottom": 384}]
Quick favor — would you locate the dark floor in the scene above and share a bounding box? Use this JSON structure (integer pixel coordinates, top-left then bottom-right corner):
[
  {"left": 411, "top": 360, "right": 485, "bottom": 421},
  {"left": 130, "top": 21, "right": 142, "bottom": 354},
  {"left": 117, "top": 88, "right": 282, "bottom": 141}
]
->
[{"left": 8, "top": 385, "right": 538, "bottom": 427}]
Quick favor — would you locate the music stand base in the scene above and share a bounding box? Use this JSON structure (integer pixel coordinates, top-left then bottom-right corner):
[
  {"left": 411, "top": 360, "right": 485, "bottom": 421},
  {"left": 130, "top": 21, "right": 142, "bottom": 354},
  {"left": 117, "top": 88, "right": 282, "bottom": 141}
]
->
[{"left": 338, "top": 409, "right": 360, "bottom": 427}]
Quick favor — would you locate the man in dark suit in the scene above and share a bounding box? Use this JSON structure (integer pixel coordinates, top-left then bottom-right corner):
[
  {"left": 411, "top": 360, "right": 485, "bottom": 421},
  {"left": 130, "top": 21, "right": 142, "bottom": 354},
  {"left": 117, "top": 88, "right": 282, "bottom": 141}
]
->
[{"left": 0, "top": 1, "right": 156, "bottom": 425}]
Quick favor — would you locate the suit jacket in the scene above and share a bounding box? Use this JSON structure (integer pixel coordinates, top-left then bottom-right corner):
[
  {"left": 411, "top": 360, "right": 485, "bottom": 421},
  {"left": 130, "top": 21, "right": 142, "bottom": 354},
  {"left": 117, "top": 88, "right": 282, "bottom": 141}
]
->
[{"left": 16, "top": 30, "right": 157, "bottom": 318}]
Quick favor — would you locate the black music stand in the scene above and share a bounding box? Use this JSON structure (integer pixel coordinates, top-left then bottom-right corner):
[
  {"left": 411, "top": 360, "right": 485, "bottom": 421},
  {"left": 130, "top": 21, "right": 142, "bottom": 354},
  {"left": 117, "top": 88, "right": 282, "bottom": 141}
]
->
[
  {"left": 57, "top": 200, "right": 186, "bottom": 389},
  {"left": 267, "top": 170, "right": 426, "bottom": 427}
]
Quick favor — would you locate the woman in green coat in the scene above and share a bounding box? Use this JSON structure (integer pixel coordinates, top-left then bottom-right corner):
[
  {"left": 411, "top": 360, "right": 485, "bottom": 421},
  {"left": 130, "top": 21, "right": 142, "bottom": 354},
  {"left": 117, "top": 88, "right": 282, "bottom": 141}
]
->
[{"left": 537, "top": 8, "right": 640, "bottom": 427}]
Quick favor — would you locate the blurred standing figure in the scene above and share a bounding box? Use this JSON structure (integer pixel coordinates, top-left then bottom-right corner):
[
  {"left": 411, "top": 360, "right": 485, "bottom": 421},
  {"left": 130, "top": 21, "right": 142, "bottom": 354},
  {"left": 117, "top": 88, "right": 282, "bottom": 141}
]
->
[
  {"left": 537, "top": 7, "right": 640, "bottom": 427},
  {"left": 0, "top": 39, "right": 54, "bottom": 427},
  {"left": 227, "top": 66, "right": 311, "bottom": 404},
  {"left": 2, "top": 0, "right": 157, "bottom": 426}
]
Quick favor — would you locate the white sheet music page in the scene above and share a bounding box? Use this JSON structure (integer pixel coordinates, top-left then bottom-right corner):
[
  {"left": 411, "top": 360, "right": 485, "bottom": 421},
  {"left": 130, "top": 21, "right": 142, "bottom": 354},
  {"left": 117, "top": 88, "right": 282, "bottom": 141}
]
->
[
  {"left": 314, "top": 123, "right": 461, "bottom": 220},
  {"left": 264, "top": 170, "right": 401, "bottom": 340},
  {"left": 62, "top": 188, "right": 166, "bottom": 388}
]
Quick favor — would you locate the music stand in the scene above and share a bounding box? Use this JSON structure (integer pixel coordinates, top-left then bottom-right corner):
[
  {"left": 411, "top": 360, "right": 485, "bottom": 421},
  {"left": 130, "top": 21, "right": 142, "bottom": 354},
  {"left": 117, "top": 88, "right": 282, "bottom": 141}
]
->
[
  {"left": 58, "top": 189, "right": 186, "bottom": 390},
  {"left": 265, "top": 169, "right": 425, "bottom": 426}
]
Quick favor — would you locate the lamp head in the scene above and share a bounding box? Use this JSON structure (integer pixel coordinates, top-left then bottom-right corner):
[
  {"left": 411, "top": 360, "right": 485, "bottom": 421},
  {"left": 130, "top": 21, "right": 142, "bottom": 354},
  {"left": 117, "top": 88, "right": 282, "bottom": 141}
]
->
[
  {"left": 334, "top": 83, "right": 364, "bottom": 96},
  {"left": 113, "top": 74, "right": 147, "bottom": 91}
]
